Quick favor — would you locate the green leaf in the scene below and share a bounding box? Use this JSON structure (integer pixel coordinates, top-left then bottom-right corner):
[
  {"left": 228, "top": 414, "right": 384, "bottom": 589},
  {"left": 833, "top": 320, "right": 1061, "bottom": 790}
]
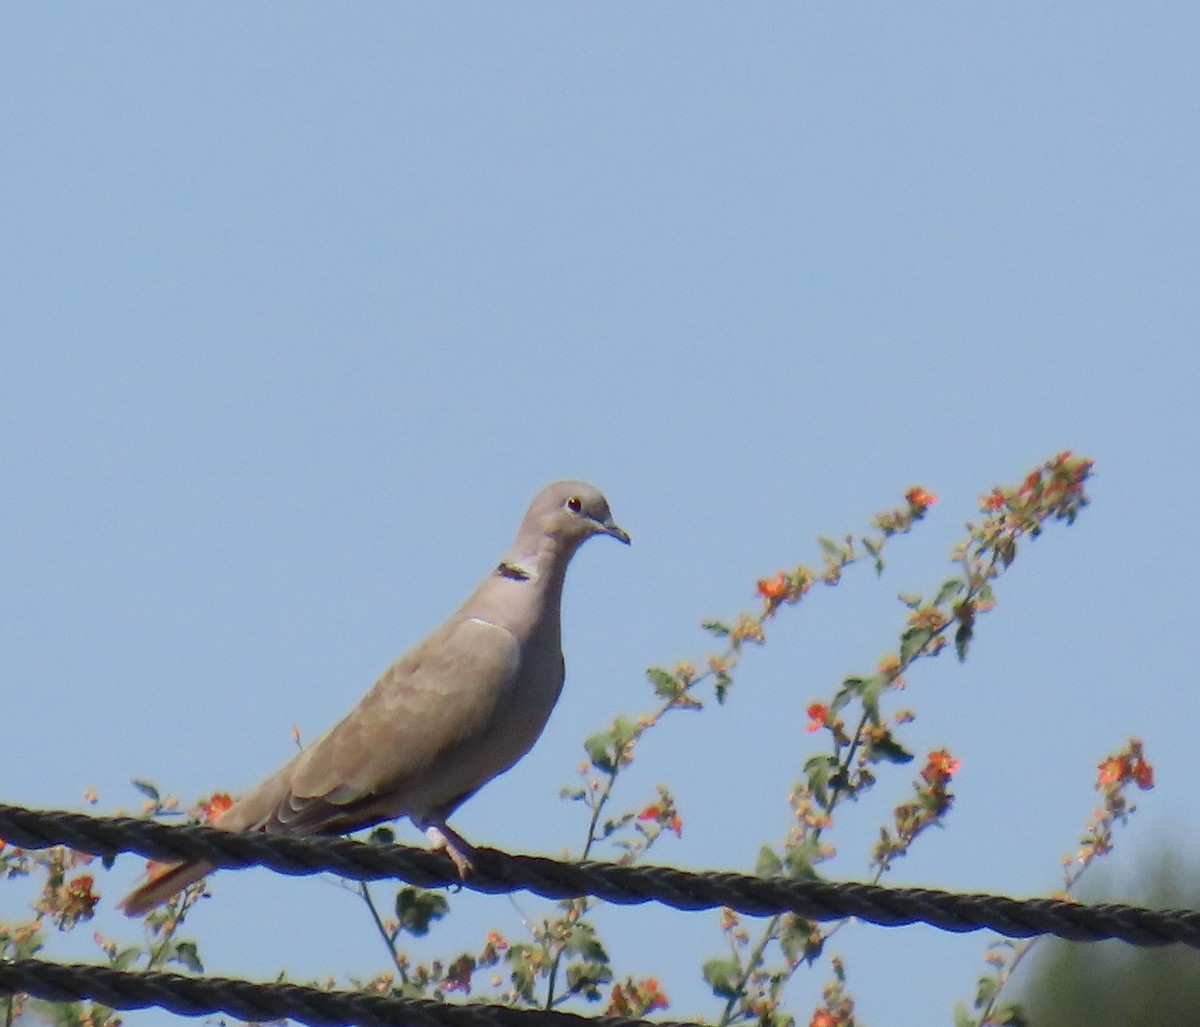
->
[
  {"left": 131, "top": 779, "right": 160, "bottom": 802},
  {"left": 394, "top": 886, "right": 449, "bottom": 937},
  {"left": 170, "top": 941, "right": 204, "bottom": 973},
  {"left": 898, "top": 591, "right": 923, "bottom": 609},
  {"left": 975, "top": 973, "right": 999, "bottom": 1005},
  {"left": 565, "top": 960, "right": 613, "bottom": 1001},
  {"left": 113, "top": 946, "right": 141, "bottom": 972},
  {"left": 952, "top": 999, "right": 976, "bottom": 1027},
  {"left": 562, "top": 921, "right": 608, "bottom": 962},
  {"left": 778, "top": 916, "right": 816, "bottom": 966},
  {"left": 859, "top": 674, "right": 887, "bottom": 722},
  {"left": 783, "top": 837, "right": 822, "bottom": 879},
  {"left": 994, "top": 1001, "right": 1030, "bottom": 1027},
  {"left": 999, "top": 536, "right": 1018, "bottom": 567},
  {"left": 818, "top": 536, "right": 841, "bottom": 556},
  {"left": 601, "top": 813, "right": 634, "bottom": 839},
  {"left": 836, "top": 676, "right": 865, "bottom": 702},
  {"left": 804, "top": 755, "right": 837, "bottom": 804},
  {"left": 702, "top": 956, "right": 744, "bottom": 999},
  {"left": 934, "top": 577, "right": 965, "bottom": 606},
  {"left": 755, "top": 845, "right": 783, "bottom": 877},
  {"left": 870, "top": 732, "right": 913, "bottom": 765},
  {"left": 610, "top": 715, "right": 639, "bottom": 750},
  {"left": 646, "top": 666, "right": 680, "bottom": 699},
  {"left": 559, "top": 786, "right": 586, "bottom": 802},
  {"left": 955, "top": 622, "right": 973, "bottom": 662},
  {"left": 701, "top": 620, "right": 730, "bottom": 637},
  {"left": 900, "top": 626, "right": 933, "bottom": 665},
  {"left": 584, "top": 731, "right": 615, "bottom": 773}
]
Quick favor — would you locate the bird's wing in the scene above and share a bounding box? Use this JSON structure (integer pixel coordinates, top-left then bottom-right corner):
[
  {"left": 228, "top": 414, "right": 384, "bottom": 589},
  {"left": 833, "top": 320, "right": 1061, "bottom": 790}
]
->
[{"left": 220, "top": 615, "right": 523, "bottom": 836}]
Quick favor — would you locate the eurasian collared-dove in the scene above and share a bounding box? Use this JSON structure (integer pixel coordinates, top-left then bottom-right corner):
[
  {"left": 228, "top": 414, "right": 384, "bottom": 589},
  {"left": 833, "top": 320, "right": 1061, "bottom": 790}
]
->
[{"left": 118, "top": 480, "right": 628, "bottom": 916}]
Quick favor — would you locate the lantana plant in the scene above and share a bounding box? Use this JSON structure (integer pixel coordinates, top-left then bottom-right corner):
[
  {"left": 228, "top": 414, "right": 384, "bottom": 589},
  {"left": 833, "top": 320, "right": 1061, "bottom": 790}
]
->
[{"left": 2, "top": 451, "right": 1145, "bottom": 1027}]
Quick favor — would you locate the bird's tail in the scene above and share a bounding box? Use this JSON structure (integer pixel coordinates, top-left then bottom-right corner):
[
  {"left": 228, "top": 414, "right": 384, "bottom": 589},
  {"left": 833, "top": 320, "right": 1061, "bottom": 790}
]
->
[{"left": 117, "top": 859, "right": 216, "bottom": 918}]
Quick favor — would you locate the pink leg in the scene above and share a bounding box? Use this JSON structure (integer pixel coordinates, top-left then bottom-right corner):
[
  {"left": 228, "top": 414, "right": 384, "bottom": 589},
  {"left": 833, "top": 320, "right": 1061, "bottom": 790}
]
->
[{"left": 423, "top": 821, "right": 475, "bottom": 877}]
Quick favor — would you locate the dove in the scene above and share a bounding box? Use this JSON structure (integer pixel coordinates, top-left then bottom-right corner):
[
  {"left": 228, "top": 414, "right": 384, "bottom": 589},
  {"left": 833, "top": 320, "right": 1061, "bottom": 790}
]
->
[{"left": 118, "top": 480, "right": 628, "bottom": 916}]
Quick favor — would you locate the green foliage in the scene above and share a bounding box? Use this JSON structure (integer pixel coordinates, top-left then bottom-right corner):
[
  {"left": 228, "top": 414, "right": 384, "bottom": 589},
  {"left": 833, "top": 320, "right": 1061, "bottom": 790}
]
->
[
  {"left": 703, "top": 956, "right": 744, "bottom": 999},
  {"left": 867, "top": 730, "right": 914, "bottom": 765},
  {"left": 394, "top": 886, "right": 449, "bottom": 937}
]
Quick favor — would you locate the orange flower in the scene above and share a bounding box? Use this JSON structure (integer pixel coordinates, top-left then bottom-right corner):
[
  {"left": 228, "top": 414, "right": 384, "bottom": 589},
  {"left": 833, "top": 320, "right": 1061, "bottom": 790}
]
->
[
  {"left": 982, "top": 489, "right": 1006, "bottom": 511},
  {"left": 757, "top": 573, "right": 790, "bottom": 601},
  {"left": 1132, "top": 755, "right": 1154, "bottom": 790},
  {"left": 905, "top": 486, "right": 937, "bottom": 510},
  {"left": 202, "top": 793, "right": 234, "bottom": 822},
  {"left": 1097, "top": 755, "right": 1125, "bottom": 787},
  {"left": 922, "top": 749, "right": 961, "bottom": 784},
  {"left": 637, "top": 802, "right": 683, "bottom": 836},
  {"left": 56, "top": 873, "right": 100, "bottom": 926},
  {"left": 810, "top": 1011, "right": 837, "bottom": 1027},
  {"left": 806, "top": 702, "right": 830, "bottom": 733},
  {"left": 639, "top": 977, "right": 669, "bottom": 1012}
]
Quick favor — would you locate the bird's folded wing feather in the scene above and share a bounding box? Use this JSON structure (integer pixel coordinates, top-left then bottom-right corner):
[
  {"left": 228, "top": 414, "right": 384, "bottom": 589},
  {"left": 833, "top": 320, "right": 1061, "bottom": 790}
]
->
[{"left": 218, "top": 615, "right": 523, "bottom": 836}]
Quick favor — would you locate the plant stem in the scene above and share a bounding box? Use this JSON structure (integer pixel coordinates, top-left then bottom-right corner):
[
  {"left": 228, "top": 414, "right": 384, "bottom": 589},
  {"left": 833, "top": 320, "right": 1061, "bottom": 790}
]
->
[
  {"left": 717, "top": 913, "right": 782, "bottom": 1027},
  {"left": 359, "top": 883, "right": 406, "bottom": 977}
]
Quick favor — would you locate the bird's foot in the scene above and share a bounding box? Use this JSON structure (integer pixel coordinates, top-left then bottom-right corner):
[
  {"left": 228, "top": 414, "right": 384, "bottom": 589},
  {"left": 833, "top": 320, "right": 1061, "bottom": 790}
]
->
[{"left": 424, "top": 823, "right": 475, "bottom": 877}]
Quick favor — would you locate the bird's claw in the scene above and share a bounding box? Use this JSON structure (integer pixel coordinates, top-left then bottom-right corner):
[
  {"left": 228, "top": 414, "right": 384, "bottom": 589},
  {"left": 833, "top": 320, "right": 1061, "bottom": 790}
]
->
[{"left": 424, "top": 824, "right": 475, "bottom": 878}]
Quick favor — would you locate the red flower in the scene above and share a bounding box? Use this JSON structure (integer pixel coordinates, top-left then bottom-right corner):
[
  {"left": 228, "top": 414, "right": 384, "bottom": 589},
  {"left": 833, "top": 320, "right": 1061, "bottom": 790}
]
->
[
  {"left": 637, "top": 802, "right": 683, "bottom": 837},
  {"left": 1132, "top": 755, "right": 1154, "bottom": 790},
  {"left": 806, "top": 702, "right": 830, "bottom": 733},
  {"left": 922, "top": 749, "right": 961, "bottom": 784},
  {"left": 1097, "top": 755, "right": 1125, "bottom": 787},
  {"left": 639, "top": 977, "right": 669, "bottom": 1013},
  {"left": 757, "top": 574, "right": 791, "bottom": 604},
  {"left": 203, "top": 793, "right": 234, "bottom": 822},
  {"left": 905, "top": 486, "right": 938, "bottom": 511}
]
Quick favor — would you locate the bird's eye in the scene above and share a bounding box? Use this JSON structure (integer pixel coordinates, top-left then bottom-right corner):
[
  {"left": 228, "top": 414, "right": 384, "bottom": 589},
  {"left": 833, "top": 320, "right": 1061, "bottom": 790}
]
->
[{"left": 566, "top": 496, "right": 583, "bottom": 513}]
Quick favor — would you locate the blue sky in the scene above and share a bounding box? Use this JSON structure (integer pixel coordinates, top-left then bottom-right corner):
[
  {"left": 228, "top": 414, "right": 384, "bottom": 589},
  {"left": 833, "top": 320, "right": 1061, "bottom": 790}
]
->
[{"left": 2, "top": 5, "right": 1198, "bottom": 1025}]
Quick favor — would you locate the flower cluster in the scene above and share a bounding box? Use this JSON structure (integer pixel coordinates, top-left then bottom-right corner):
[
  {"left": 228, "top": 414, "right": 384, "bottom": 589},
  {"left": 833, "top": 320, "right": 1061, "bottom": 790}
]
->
[
  {"left": 1078, "top": 738, "right": 1154, "bottom": 873},
  {"left": 809, "top": 957, "right": 858, "bottom": 1027},
  {"left": 605, "top": 976, "right": 670, "bottom": 1017},
  {"left": 636, "top": 787, "right": 684, "bottom": 840},
  {"left": 961, "top": 738, "right": 1154, "bottom": 1027},
  {"left": 872, "top": 749, "right": 962, "bottom": 872}
]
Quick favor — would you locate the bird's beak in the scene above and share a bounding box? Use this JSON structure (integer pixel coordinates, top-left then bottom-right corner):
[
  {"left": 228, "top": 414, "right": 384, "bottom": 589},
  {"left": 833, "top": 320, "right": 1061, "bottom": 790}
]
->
[{"left": 602, "top": 521, "right": 631, "bottom": 545}]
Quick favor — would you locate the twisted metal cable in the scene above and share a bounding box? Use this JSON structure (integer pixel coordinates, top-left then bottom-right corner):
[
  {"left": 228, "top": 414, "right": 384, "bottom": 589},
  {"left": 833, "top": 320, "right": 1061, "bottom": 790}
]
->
[
  {"left": 3, "top": 803, "right": 1200, "bottom": 948},
  {"left": 0, "top": 958, "right": 691, "bottom": 1027}
]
